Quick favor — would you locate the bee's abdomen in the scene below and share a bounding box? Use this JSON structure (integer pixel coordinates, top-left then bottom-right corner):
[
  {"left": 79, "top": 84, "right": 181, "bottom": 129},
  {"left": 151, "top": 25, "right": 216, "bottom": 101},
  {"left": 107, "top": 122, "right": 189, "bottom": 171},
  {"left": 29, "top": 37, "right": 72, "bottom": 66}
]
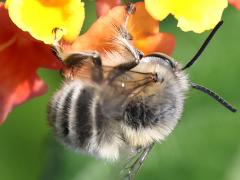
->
[
  {"left": 48, "top": 80, "right": 122, "bottom": 160},
  {"left": 48, "top": 81, "right": 94, "bottom": 147}
]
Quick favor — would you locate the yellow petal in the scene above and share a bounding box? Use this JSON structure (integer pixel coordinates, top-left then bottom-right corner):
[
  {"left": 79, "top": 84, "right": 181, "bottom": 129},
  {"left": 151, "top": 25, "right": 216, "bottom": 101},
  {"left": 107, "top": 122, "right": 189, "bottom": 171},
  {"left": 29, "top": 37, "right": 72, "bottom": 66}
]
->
[
  {"left": 145, "top": 0, "right": 170, "bottom": 20},
  {"left": 145, "top": 0, "right": 228, "bottom": 33},
  {"left": 6, "top": 0, "right": 85, "bottom": 44}
]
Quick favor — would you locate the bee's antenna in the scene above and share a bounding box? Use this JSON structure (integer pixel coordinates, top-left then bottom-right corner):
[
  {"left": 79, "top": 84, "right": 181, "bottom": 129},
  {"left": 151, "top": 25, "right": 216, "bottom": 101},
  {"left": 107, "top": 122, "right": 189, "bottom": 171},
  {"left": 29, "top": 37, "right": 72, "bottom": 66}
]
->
[
  {"left": 182, "top": 21, "right": 223, "bottom": 70},
  {"left": 191, "top": 82, "right": 237, "bottom": 113}
]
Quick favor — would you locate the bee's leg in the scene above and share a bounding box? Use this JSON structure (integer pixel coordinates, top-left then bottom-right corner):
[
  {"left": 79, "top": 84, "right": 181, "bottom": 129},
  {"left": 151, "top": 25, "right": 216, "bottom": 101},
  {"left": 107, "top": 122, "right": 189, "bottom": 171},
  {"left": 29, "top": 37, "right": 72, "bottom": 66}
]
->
[
  {"left": 51, "top": 28, "right": 64, "bottom": 61},
  {"left": 51, "top": 46, "right": 62, "bottom": 62},
  {"left": 64, "top": 52, "right": 104, "bottom": 83},
  {"left": 117, "top": 2, "right": 144, "bottom": 61},
  {"left": 124, "top": 1, "right": 136, "bottom": 28},
  {"left": 80, "top": 52, "right": 104, "bottom": 83},
  {"left": 91, "top": 53, "right": 104, "bottom": 84},
  {"left": 121, "top": 143, "right": 154, "bottom": 180},
  {"left": 106, "top": 60, "right": 139, "bottom": 84}
]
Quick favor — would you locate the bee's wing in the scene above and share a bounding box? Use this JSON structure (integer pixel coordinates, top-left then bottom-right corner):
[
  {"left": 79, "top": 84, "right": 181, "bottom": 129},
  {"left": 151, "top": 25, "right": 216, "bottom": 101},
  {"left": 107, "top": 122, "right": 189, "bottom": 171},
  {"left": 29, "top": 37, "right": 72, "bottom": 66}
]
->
[
  {"left": 121, "top": 143, "right": 155, "bottom": 180},
  {"left": 106, "top": 68, "right": 156, "bottom": 99},
  {"left": 61, "top": 54, "right": 156, "bottom": 93},
  {"left": 61, "top": 24, "right": 143, "bottom": 81}
]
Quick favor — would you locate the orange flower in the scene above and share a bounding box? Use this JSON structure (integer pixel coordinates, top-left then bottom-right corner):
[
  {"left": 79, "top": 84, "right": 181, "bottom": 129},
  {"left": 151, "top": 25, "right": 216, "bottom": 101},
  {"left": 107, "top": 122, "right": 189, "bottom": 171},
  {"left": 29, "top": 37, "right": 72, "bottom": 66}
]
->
[
  {"left": 229, "top": 0, "right": 240, "bottom": 10},
  {"left": 65, "top": 2, "right": 175, "bottom": 57},
  {"left": 0, "top": 3, "right": 62, "bottom": 124}
]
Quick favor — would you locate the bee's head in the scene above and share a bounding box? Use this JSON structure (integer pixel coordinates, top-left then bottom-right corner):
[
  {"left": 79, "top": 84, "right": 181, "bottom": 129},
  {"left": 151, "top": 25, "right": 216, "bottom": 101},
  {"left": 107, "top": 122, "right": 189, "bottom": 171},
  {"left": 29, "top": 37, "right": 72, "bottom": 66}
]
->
[
  {"left": 130, "top": 52, "right": 189, "bottom": 102},
  {"left": 148, "top": 21, "right": 236, "bottom": 113},
  {"left": 132, "top": 21, "right": 237, "bottom": 112},
  {"left": 132, "top": 52, "right": 182, "bottom": 85}
]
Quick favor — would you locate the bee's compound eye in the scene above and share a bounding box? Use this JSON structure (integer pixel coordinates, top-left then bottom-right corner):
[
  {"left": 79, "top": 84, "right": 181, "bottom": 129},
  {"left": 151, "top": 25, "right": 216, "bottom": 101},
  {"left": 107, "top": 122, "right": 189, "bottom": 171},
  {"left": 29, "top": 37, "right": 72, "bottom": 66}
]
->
[
  {"left": 156, "top": 73, "right": 164, "bottom": 83},
  {"left": 143, "top": 53, "right": 175, "bottom": 70}
]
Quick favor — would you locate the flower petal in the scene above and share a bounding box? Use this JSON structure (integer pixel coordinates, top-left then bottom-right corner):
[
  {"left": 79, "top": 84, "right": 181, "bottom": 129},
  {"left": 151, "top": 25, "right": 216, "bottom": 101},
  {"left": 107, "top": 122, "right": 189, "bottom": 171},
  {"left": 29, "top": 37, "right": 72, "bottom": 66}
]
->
[
  {"left": 5, "top": 0, "right": 85, "bottom": 44},
  {"left": 0, "top": 3, "right": 62, "bottom": 124},
  {"left": 229, "top": 0, "right": 240, "bottom": 10},
  {"left": 145, "top": 0, "right": 228, "bottom": 33},
  {"left": 145, "top": 0, "right": 171, "bottom": 21},
  {"left": 127, "top": 2, "right": 175, "bottom": 55},
  {"left": 66, "top": 2, "right": 175, "bottom": 57},
  {"left": 134, "top": 33, "right": 175, "bottom": 55},
  {"left": 65, "top": 4, "right": 127, "bottom": 53},
  {"left": 127, "top": 2, "right": 159, "bottom": 38},
  {"left": 96, "top": 0, "right": 121, "bottom": 17}
]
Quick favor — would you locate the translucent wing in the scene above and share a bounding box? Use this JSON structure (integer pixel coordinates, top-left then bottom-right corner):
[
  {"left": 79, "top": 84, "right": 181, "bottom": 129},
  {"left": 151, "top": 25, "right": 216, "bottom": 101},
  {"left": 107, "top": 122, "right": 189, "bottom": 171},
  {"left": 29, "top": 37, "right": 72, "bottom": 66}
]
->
[
  {"left": 121, "top": 143, "right": 155, "bottom": 180},
  {"left": 61, "top": 53, "right": 156, "bottom": 97},
  {"left": 108, "top": 68, "right": 157, "bottom": 98}
]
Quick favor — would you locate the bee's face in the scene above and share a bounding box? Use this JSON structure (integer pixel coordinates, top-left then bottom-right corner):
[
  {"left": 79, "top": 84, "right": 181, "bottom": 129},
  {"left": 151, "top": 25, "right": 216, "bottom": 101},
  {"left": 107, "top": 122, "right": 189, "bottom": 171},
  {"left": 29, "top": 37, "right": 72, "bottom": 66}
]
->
[
  {"left": 133, "top": 53, "right": 176, "bottom": 76},
  {"left": 129, "top": 53, "right": 187, "bottom": 97}
]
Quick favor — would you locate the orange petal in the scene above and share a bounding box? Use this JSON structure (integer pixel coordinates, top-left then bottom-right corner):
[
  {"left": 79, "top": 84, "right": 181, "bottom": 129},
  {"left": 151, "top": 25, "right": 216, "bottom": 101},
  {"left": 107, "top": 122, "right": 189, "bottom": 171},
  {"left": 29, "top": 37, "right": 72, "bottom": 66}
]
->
[
  {"left": 0, "top": 3, "right": 62, "bottom": 124},
  {"left": 128, "top": 2, "right": 175, "bottom": 55},
  {"left": 66, "top": 2, "right": 175, "bottom": 57},
  {"left": 96, "top": 0, "right": 121, "bottom": 17},
  {"left": 127, "top": 2, "right": 159, "bottom": 38},
  {"left": 67, "top": 4, "right": 127, "bottom": 53},
  {"left": 229, "top": 0, "right": 240, "bottom": 10},
  {"left": 134, "top": 33, "right": 176, "bottom": 55}
]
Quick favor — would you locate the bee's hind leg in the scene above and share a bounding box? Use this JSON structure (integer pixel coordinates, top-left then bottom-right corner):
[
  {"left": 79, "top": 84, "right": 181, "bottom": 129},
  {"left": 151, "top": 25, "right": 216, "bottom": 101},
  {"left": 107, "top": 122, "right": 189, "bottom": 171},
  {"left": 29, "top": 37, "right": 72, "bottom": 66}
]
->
[
  {"left": 64, "top": 51, "right": 104, "bottom": 83},
  {"left": 104, "top": 2, "right": 143, "bottom": 85},
  {"left": 78, "top": 51, "right": 104, "bottom": 84},
  {"left": 86, "top": 52, "right": 104, "bottom": 84}
]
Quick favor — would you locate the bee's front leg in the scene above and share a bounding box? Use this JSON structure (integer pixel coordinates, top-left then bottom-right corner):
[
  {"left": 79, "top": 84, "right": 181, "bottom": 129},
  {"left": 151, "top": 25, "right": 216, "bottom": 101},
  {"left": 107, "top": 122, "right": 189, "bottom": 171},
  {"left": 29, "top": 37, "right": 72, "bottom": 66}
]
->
[{"left": 106, "top": 60, "right": 139, "bottom": 85}]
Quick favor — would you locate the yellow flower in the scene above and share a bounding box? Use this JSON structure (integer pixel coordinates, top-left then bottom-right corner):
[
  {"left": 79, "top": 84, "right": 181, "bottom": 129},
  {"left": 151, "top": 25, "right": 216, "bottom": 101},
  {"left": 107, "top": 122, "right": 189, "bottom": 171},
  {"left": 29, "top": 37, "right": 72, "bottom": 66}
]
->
[
  {"left": 145, "top": 0, "right": 228, "bottom": 33},
  {"left": 5, "top": 0, "right": 85, "bottom": 44}
]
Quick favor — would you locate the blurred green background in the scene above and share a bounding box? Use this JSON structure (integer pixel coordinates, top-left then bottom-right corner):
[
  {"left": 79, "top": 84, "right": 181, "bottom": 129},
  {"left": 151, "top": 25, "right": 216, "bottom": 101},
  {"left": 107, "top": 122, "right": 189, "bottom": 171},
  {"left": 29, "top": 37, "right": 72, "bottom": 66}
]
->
[{"left": 0, "top": 1, "right": 240, "bottom": 180}]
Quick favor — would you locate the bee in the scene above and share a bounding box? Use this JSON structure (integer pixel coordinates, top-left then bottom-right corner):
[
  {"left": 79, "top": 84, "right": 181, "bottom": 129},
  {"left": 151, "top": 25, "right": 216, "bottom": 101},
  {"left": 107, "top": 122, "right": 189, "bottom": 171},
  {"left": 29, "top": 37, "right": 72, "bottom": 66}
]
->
[{"left": 48, "top": 3, "right": 237, "bottom": 179}]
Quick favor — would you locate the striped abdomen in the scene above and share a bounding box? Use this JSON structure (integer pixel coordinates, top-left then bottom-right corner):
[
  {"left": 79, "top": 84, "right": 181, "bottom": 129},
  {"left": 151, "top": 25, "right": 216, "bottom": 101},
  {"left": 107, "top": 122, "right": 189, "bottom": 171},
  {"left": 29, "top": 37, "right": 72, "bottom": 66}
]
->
[{"left": 48, "top": 80, "right": 123, "bottom": 160}]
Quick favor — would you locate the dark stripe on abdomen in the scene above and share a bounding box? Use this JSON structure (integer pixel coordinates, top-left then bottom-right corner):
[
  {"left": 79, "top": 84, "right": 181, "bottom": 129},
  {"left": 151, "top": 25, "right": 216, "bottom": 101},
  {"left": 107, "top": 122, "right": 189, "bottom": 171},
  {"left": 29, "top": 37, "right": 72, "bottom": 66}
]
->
[
  {"left": 95, "top": 102, "right": 105, "bottom": 138},
  {"left": 75, "top": 87, "right": 94, "bottom": 147},
  {"left": 60, "top": 88, "right": 74, "bottom": 137}
]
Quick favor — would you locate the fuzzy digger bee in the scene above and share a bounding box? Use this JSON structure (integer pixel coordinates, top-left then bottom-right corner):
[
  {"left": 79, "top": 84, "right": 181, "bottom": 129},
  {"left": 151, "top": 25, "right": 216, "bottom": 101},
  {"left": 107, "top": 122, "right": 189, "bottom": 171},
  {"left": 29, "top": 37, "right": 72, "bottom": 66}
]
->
[{"left": 48, "top": 3, "right": 237, "bottom": 179}]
